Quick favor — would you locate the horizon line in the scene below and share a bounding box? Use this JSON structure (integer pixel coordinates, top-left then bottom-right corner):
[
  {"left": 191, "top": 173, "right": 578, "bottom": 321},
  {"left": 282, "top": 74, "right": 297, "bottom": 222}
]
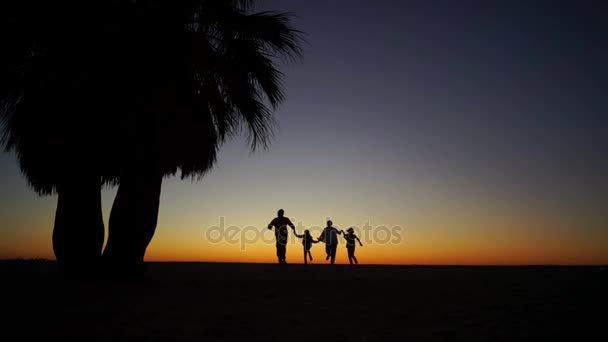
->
[{"left": 1, "top": 258, "right": 606, "bottom": 267}]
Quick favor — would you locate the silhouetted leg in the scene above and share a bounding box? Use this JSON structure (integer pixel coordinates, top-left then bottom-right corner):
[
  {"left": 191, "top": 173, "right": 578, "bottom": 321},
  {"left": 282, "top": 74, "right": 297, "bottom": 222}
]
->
[
  {"left": 276, "top": 244, "right": 280, "bottom": 263},
  {"left": 347, "top": 247, "right": 355, "bottom": 265},
  {"left": 281, "top": 245, "right": 287, "bottom": 264},
  {"left": 53, "top": 176, "right": 104, "bottom": 278},
  {"left": 325, "top": 245, "right": 331, "bottom": 261},
  {"left": 282, "top": 244, "right": 287, "bottom": 263},
  {"left": 282, "top": 246, "right": 287, "bottom": 263},
  {"left": 307, "top": 251, "right": 313, "bottom": 261},
  {"left": 334, "top": 245, "right": 338, "bottom": 264},
  {"left": 275, "top": 244, "right": 281, "bottom": 263},
  {"left": 303, "top": 249, "right": 307, "bottom": 264},
  {"left": 276, "top": 243, "right": 286, "bottom": 264},
  {"left": 330, "top": 244, "right": 337, "bottom": 264},
  {"left": 103, "top": 169, "right": 163, "bottom": 277}
]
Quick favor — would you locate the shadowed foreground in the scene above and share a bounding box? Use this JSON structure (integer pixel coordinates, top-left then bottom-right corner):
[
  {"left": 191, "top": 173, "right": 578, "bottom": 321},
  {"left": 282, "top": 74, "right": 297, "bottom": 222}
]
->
[{"left": 2, "top": 261, "right": 606, "bottom": 341}]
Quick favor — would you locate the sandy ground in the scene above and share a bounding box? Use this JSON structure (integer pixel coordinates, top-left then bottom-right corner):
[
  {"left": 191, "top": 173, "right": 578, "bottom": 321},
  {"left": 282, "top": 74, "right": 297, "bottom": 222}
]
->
[{"left": 1, "top": 261, "right": 606, "bottom": 341}]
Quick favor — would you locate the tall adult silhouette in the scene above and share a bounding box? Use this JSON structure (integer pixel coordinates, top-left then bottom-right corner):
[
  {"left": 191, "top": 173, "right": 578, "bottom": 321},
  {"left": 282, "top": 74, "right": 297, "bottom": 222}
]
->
[
  {"left": 268, "top": 209, "right": 295, "bottom": 264},
  {"left": 318, "top": 220, "right": 342, "bottom": 264}
]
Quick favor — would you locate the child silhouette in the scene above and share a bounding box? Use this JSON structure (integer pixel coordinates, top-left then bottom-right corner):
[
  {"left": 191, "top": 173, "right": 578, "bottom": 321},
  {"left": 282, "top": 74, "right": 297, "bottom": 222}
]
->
[
  {"left": 292, "top": 228, "right": 319, "bottom": 264},
  {"left": 342, "top": 227, "right": 363, "bottom": 264}
]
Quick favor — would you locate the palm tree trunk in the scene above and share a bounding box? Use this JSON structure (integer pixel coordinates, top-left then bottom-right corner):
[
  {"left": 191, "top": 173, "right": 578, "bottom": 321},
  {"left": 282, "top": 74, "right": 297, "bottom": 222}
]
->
[
  {"left": 52, "top": 176, "right": 104, "bottom": 278},
  {"left": 102, "top": 169, "right": 163, "bottom": 277}
]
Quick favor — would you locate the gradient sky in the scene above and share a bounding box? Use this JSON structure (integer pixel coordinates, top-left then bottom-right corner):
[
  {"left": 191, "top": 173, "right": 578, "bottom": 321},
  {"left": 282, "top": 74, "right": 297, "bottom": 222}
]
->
[{"left": 1, "top": 0, "right": 607, "bottom": 264}]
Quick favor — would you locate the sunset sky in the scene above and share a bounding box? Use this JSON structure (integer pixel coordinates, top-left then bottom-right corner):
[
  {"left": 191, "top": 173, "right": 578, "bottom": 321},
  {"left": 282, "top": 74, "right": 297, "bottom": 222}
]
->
[{"left": 1, "top": 0, "right": 606, "bottom": 265}]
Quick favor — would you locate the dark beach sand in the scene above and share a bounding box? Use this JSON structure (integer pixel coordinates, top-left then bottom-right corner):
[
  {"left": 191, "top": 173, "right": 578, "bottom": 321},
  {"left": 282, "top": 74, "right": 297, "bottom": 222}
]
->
[{"left": 1, "top": 261, "right": 606, "bottom": 341}]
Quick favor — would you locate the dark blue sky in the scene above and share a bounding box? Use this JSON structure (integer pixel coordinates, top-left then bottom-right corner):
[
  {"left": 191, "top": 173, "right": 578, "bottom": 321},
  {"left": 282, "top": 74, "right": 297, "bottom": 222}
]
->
[{"left": 262, "top": 0, "right": 608, "bottom": 209}]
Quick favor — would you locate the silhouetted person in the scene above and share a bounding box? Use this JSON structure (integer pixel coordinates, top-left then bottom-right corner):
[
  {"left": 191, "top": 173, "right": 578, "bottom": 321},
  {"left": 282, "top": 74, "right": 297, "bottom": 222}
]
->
[
  {"left": 268, "top": 209, "right": 295, "bottom": 264},
  {"left": 292, "top": 228, "right": 319, "bottom": 264},
  {"left": 342, "top": 227, "right": 363, "bottom": 265},
  {"left": 318, "top": 220, "right": 342, "bottom": 264}
]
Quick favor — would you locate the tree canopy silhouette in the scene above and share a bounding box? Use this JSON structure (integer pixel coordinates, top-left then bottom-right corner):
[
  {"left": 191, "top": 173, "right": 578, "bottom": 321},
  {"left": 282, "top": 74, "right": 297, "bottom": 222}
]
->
[{"left": 0, "top": 0, "right": 303, "bottom": 277}]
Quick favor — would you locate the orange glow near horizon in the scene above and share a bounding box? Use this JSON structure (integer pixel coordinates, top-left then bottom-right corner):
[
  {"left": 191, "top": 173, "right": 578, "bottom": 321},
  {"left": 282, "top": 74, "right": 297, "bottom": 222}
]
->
[
  {"left": 0, "top": 157, "right": 606, "bottom": 266},
  {"left": 2, "top": 236, "right": 605, "bottom": 265},
  {"left": 1, "top": 208, "right": 606, "bottom": 265}
]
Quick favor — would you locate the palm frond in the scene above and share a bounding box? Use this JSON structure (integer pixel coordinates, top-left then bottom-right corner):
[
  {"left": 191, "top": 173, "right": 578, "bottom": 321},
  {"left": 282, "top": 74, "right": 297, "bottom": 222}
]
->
[{"left": 1, "top": 0, "right": 304, "bottom": 187}]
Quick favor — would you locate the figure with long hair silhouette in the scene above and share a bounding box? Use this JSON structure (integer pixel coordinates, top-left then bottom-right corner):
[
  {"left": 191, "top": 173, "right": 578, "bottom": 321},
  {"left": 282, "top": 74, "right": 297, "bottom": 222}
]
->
[
  {"left": 268, "top": 209, "right": 295, "bottom": 264},
  {"left": 292, "top": 228, "right": 319, "bottom": 264},
  {"left": 342, "top": 227, "right": 363, "bottom": 264},
  {"left": 318, "top": 220, "right": 342, "bottom": 264}
]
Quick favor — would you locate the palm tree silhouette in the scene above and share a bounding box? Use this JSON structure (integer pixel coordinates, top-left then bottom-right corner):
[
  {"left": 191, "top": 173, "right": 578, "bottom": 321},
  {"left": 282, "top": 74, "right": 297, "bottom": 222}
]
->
[
  {"left": 0, "top": 1, "right": 127, "bottom": 276},
  {"left": 1, "top": 0, "right": 302, "bottom": 277}
]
